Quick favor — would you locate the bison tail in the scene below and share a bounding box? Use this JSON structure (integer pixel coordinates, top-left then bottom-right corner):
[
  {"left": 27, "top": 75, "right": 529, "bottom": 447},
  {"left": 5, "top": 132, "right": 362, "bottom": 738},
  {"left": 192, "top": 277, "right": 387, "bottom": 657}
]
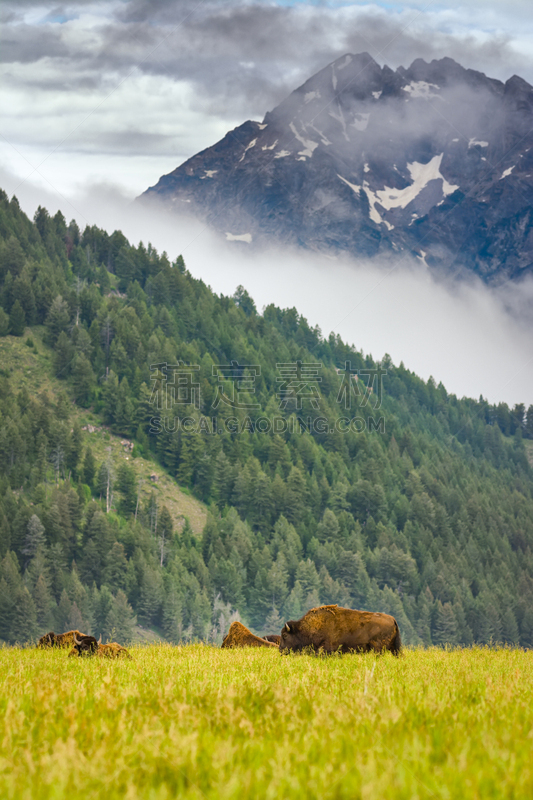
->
[{"left": 391, "top": 621, "right": 402, "bottom": 656}]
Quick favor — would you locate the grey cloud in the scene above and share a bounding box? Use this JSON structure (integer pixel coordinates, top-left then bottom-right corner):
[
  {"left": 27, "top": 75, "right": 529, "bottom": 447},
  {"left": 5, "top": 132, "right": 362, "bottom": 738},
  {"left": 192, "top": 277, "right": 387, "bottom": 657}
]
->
[
  {"left": 3, "top": 1, "right": 533, "bottom": 111},
  {"left": 0, "top": 23, "right": 69, "bottom": 63}
]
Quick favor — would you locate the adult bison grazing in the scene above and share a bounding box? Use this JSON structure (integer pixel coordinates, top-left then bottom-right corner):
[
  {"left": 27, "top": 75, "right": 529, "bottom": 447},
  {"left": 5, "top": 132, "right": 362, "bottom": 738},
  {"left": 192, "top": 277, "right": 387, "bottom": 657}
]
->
[
  {"left": 221, "top": 621, "right": 278, "bottom": 649},
  {"left": 280, "top": 605, "right": 401, "bottom": 655},
  {"left": 38, "top": 630, "right": 87, "bottom": 648},
  {"left": 263, "top": 634, "right": 281, "bottom": 645}
]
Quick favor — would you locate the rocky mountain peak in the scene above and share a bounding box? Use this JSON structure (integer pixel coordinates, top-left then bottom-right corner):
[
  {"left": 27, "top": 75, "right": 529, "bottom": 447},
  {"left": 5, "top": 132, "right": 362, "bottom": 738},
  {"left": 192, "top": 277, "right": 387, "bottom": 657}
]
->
[{"left": 140, "top": 54, "right": 533, "bottom": 282}]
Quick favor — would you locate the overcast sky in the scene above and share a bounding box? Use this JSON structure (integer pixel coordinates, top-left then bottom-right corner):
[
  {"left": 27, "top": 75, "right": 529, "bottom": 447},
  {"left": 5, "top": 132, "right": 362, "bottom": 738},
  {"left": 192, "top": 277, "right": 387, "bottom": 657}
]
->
[
  {"left": 1, "top": 0, "right": 533, "bottom": 406},
  {"left": 2, "top": 0, "right": 533, "bottom": 199}
]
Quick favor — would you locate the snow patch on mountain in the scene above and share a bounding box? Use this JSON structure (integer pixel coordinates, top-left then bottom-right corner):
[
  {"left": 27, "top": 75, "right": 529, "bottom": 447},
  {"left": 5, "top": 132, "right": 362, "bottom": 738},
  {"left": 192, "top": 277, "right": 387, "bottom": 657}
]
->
[
  {"left": 337, "top": 174, "right": 361, "bottom": 193},
  {"left": 469, "top": 138, "right": 489, "bottom": 148},
  {"left": 274, "top": 150, "right": 291, "bottom": 159},
  {"left": 404, "top": 81, "right": 441, "bottom": 99},
  {"left": 308, "top": 123, "right": 332, "bottom": 146},
  {"left": 304, "top": 90, "right": 321, "bottom": 103},
  {"left": 239, "top": 138, "right": 257, "bottom": 162},
  {"left": 289, "top": 122, "right": 318, "bottom": 158},
  {"left": 329, "top": 107, "right": 349, "bottom": 142},
  {"left": 337, "top": 55, "right": 353, "bottom": 71},
  {"left": 500, "top": 166, "right": 515, "bottom": 179},
  {"left": 373, "top": 154, "right": 458, "bottom": 211},
  {"left": 352, "top": 113, "right": 370, "bottom": 132},
  {"left": 417, "top": 250, "right": 429, "bottom": 267}
]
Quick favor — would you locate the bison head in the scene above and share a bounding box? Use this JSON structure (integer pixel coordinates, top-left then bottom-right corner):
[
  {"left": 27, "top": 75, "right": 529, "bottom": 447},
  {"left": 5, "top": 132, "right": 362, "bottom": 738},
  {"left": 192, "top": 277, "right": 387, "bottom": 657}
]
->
[
  {"left": 279, "top": 620, "right": 305, "bottom": 653},
  {"left": 71, "top": 633, "right": 101, "bottom": 656},
  {"left": 38, "top": 632, "right": 57, "bottom": 648}
]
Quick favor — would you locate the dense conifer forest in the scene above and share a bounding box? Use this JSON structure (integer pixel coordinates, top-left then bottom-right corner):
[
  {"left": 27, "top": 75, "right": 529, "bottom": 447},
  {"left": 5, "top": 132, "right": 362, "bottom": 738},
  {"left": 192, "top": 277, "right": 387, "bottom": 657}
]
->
[{"left": 1, "top": 188, "right": 533, "bottom": 647}]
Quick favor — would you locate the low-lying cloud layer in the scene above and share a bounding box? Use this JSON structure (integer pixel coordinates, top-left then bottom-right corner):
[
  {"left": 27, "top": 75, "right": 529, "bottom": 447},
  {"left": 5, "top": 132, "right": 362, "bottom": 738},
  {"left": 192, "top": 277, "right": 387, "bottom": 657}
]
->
[{"left": 3, "top": 162, "right": 532, "bottom": 409}]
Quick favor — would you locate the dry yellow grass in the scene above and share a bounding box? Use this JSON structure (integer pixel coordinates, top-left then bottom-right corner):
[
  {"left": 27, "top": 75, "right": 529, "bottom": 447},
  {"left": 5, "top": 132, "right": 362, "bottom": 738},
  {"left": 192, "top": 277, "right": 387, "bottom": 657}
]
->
[{"left": 0, "top": 644, "right": 532, "bottom": 799}]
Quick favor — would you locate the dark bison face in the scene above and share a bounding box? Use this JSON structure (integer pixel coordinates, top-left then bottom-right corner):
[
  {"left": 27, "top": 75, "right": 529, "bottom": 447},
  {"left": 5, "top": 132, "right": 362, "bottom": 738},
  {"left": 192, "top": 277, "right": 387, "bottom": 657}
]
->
[
  {"left": 38, "top": 632, "right": 56, "bottom": 648},
  {"left": 72, "top": 634, "right": 101, "bottom": 656},
  {"left": 279, "top": 621, "right": 304, "bottom": 652}
]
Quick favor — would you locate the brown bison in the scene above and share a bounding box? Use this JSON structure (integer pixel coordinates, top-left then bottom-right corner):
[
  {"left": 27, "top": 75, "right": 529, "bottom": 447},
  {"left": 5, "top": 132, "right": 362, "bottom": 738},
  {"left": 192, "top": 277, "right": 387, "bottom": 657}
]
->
[
  {"left": 263, "top": 634, "right": 281, "bottom": 645},
  {"left": 38, "top": 630, "right": 88, "bottom": 649},
  {"left": 68, "top": 634, "right": 101, "bottom": 656},
  {"left": 68, "top": 634, "right": 131, "bottom": 659},
  {"left": 280, "top": 605, "right": 401, "bottom": 655},
  {"left": 221, "top": 621, "right": 278, "bottom": 649},
  {"left": 97, "top": 642, "right": 131, "bottom": 659}
]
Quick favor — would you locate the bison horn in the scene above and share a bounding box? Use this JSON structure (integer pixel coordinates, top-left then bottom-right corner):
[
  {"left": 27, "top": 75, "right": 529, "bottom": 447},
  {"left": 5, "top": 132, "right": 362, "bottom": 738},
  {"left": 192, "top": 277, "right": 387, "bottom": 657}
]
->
[
  {"left": 97, "top": 634, "right": 102, "bottom": 645},
  {"left": 283, "top": 623, "right": 290, "bottom": 633},
  {"left": 74, "top": 634, "right": 81, "bottom": 645}
]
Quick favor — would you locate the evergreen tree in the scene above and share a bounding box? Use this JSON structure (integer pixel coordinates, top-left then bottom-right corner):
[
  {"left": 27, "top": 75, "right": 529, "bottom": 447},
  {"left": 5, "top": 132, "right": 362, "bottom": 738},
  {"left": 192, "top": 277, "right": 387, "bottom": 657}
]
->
[
  {"left": 9, "top": 299, "right": 25, "bottom": 336},
  {"left": 9, "top": 587, "right": 38, "bottom": 643},
  {"left": 0, "top": 577, "right": 16, "bottom": 641},
  {"left": 82, "top": 447, "right": 96, "bottom": 488},
  {"left": 158, "top": 506, "right": 173, "bottom": 567},
  {"left": 32, "top": 572, "right": 55, "bottom": 631},
  {"left": 105, "top": 590, "right": 136, "bottom": 643},
  {"left": 103, "top": 542, "right": 128, "bottom": 591},
  {"left": 117, "top": 462, "right": 136, "bottom": 513},
  {"left": 434, "top": 601, "right": 458, "bottom": 646},
  {"left": 53, "top": 332, "right": 72, "bottom": 377},
  {"left": 22, "top": 515, "right": 46, "bottom": 565},
  {"left": 45, "top": 296, "right": 70, "bottom": 345},
  {"left": 71, "top": 353, "right": 95, "bottom": 405},
  {"left": 93, "top": 585, "right": 114, "bottom": 639},
  {"left": 139, "top": 566, "right": 164, "bottom": 626},
  {"left": 54, "top": 589, "right": 72, "bottom": 632},
  {"left": 263, "top": 605, "right": 284, "bottom": 636},
  {"left": 163, "top": 589, "right": 183, "bottom": 642},
  {"left": 501, "top": 607, "right": 519, "bottom": 645},
  {"left": 0, "top": 307, "right": 9, "bottom": 336},
  {"left": 283, "top": 581, "right": 305, "bottom": 621}
]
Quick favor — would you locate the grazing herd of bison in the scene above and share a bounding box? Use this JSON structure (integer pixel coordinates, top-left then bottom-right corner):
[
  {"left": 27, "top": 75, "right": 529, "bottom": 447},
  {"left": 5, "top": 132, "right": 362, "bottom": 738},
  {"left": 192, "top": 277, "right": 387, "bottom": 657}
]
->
[
  {"left": 38, "top": 630, "right": 131, "bottom": 658},
  {"left": 38, "top": 605, "right": 402, "bottom": 657}
]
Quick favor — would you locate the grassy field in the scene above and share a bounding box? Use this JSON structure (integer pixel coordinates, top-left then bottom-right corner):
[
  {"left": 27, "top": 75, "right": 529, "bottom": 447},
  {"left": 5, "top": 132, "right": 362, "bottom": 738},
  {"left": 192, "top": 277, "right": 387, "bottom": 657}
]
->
[{"left": 0, "top": 645, "right": 532, "bottom": 799}]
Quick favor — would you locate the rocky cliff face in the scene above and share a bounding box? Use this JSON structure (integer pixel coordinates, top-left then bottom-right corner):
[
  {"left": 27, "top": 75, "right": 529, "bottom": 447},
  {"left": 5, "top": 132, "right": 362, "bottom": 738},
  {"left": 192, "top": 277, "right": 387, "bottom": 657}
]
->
[{"left": 140, "top": 52, "right": 533, "bottom": 282}]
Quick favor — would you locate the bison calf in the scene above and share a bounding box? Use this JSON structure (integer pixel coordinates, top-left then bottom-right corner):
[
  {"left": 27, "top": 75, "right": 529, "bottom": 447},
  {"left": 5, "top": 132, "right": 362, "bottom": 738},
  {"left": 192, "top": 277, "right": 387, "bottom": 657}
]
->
[
  {"left": 97, "top": 642, "right": 131, "bottom": 659},
  {"left": 221, "top": 621, "right": 278, "bottom": 649},
  {"left": 280, "top": 604, "right": 401, "bottom": 655},
  {"left": 68, "top": 634, "right": 131, "bottom": 659}
]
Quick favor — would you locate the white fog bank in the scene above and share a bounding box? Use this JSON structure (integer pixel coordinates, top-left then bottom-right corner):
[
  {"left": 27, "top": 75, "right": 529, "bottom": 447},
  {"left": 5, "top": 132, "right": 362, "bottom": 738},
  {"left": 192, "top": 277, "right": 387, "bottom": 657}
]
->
[{"left": 2, "top": 169, "right": 532, "bottom": 409}]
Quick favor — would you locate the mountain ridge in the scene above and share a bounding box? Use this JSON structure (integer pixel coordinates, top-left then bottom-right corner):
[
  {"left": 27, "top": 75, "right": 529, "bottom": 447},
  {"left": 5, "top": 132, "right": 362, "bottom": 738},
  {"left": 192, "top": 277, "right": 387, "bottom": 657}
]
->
[{"left": 141, "top": 53, "right": 533, "bottom": 282}]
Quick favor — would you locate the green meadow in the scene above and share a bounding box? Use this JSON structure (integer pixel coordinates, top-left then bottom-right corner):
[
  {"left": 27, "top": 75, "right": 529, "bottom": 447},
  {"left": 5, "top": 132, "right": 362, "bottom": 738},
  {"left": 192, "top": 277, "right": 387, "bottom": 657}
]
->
[{"left": 0, "top": 645, "right": 532, "bottom": 800}]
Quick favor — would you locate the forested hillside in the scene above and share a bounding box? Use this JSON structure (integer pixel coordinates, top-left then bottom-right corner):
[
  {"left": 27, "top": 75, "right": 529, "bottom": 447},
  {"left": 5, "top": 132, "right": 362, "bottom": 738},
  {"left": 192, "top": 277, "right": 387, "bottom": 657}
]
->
[{"left": 1, "top": 188, "right": 533, "bottom": 647}]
